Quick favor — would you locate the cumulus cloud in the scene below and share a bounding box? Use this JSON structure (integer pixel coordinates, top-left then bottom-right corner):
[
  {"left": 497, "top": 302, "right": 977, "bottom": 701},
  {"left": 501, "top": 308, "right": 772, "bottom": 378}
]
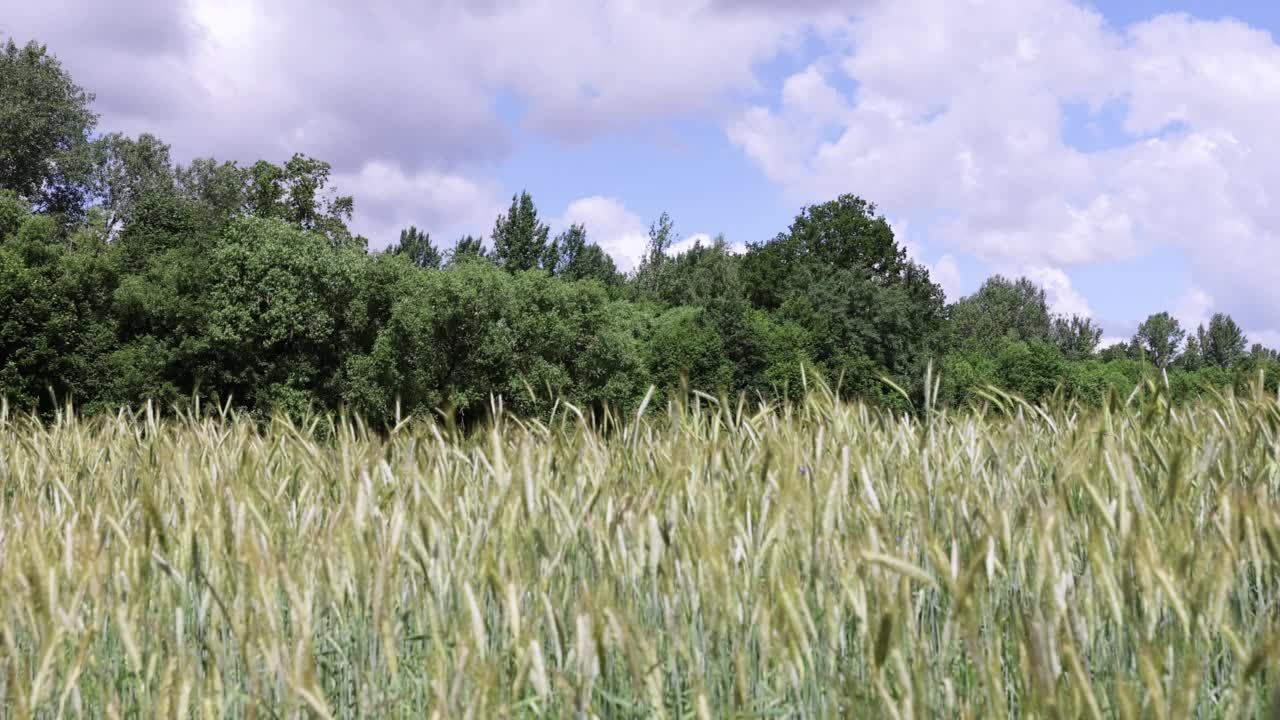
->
[
  {"left": 6, "top": 0, "right": 823, "bottom": 252},
  {"left": 556, "top": 196, "right": 651, "bottom": 271},
  {"left": 666, "top": 233, "right": 748, "bottom": 257},
  {"left": 8, "top": 0, "right": 820, "bottom": 167},
  {"left": 1021, "top": 266, "right": 1093, "bottom": 319},
  {"left": 893, "top": 219, "right": 963, "bottom": 302},
  {"left": 1250, "top": 330, "right": 1280, "bottom": 350},
  {"left": 337, "top": 162, "right": 506, "bottom": 248},
  {"left": 930, "top": 255, "right": 963, "bottom": 304},
  {"left": 1174, "top": 285, "right": 1214, "bottom": 331},
  {"left": 729, "top": 0, "right": 1280, "bottom": 335},
  {"left": 729, "top": 0, "right": 1130, "bottom": 266},
  {"left": 4, "top": 0, "right": 202, "bottom": 124},
  {"left": 11, "top": 0, "right": 1280, "bottom": 340}
]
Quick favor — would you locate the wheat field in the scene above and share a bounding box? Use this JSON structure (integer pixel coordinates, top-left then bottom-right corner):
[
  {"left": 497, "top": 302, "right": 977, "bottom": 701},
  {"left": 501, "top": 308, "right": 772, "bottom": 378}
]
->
[{"left": 2, "top": 380, "right": 1280, "bottom": 718}]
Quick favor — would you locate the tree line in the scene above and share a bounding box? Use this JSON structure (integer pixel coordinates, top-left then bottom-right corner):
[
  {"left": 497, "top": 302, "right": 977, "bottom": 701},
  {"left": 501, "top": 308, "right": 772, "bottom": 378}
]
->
[{"left": 2, "top": 37, "right": 1277, "bottom": 422}]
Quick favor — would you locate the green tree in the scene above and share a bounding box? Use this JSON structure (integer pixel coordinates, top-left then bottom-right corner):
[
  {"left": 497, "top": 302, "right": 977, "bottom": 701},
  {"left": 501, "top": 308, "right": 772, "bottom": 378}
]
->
[
  {"left": 338, "top": 252, "right": 420, "bottom": 362},
  {"left": 346, "top": 262, "right": 517, "bottom": 423},
  {"left": 775, "top": 263, "right": 937, "bottom": 399},
  {"left": 740, "top": 195, "right": 912, "bottom": 311},
  {"left": 1051, "top": 314, "right": 1102, "bottom": 361},
  {"left": 390, "top": 226, "right": 441, "bottom": 269},
  {"left": 700, "top": 297, "right": 812, "bottom": 399},
  {"left": 198, "top": 216, "right": 364, "bottom": 414},
  {"left": 634, "top": 212, "right": 677, "bottom": 296},
  {"left": 547, "top": 223, "right": 620, "bottom": 284},
  {"left": 1250, "top": 343, "right": 1279, "bottom": 363},
  {"left": 504, "top": 272, "right": 635, "bottom": 415},
  {"left": 450, "top": 235, "right": 488, "bottom": 264},
  {"left": 492, "top": 191, "right": 549, "bottom": 272},
  {"left": 175, "top": 158, "right": 251, "bottom": 229},
  {"left": 114, "top": 192, "right": 207, "bottom": 273},
  {"left": 1062, "top": 358, "right": 1142, "bottom": 406},
  {"left": 83, "top": 133, "right": 175, "bottom": 235},
  {"left": 1199, "top": 313, "right": 1247, "bottom": 369},
  {"left": 996, "top": 340, "right": 1066, "bottom": 402},
  {"left": 1098, "top": 342, "right": 1134, "bottom": 363},
  {"left": 0, "top": 206, "right": 116, "bottom": 411},
  {"left": 1177, "top": 334, "right": 1204, "bottom": 371},
  {"left": 571, "top": 300, "right": 650, "bottom": 413},
  {"left": 545, "top": 223, "right": 583, "bottom": 275},
  {"left": 1132, "top": 311, "right": 1185, "bottom": 368},
  {"left": 937, "top": 350, "right": 998, "bottom": 407},
  {"left": 780, "top": 194, "right": 904, "bottom": 274},
  {"left": 739, "top": 195, "right": 943, "bottom": 399},
  {"left": 106, "top": 190, "right": 227, "bottom": 407},
  {"left": 245, "top": 155, "right": 357, "bottom": 246},
  {"left": 0, "top": 39, "right": 97, "bottom": 209},
  {"left": 646, "top": 306, "right": 734, "bottom": 394},
  {"left": 640, "top": 234, "right": 741, "bottom": 308},
  {"left": 0, "top": 189, "right": 27, "bottom": 238},
  {"left": 566, "top": 243, "right": 619, "bottom": 285},
  {"left": 948, "top": 275, "right": 1052, "bottom": 351}
]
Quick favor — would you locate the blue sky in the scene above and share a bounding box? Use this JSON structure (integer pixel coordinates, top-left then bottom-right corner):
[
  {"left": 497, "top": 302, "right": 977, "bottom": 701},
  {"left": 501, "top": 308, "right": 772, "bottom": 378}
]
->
[
  {"left": 492, "top": 0, "right": 1280, "bottom": 345},
  {"left": 9, "top": 0, "right": 1280, "bottom": 345}
]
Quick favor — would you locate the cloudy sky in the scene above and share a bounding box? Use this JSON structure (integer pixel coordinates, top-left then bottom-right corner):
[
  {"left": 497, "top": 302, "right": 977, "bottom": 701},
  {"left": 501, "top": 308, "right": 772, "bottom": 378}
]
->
[{"left": 7, "top": 0, "right": 1280, "bottom": 345}]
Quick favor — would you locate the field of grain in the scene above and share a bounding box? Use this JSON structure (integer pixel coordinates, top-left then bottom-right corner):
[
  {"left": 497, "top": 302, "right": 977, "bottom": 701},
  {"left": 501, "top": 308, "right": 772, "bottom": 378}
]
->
[{"left": 2, "top": 380, "right": 1280, "bottom": 718}]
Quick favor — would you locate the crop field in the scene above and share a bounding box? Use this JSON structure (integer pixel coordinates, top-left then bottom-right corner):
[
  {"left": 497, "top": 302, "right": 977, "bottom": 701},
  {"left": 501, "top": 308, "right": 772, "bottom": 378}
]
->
[{"left": 2, "top": 381, "right": 1280, "bottom": 718}]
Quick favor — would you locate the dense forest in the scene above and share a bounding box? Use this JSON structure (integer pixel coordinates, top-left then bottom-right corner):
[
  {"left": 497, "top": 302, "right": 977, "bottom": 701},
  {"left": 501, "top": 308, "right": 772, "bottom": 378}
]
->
[{"left": 2, "top": 37, "right": 1277, "bottom": 422}]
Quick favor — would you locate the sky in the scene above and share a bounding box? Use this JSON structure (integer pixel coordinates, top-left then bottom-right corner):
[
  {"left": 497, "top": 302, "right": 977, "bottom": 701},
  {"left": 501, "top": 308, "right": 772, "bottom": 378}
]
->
[{"left": 6, "top": 0, "right": 1280, "bottom": 347}]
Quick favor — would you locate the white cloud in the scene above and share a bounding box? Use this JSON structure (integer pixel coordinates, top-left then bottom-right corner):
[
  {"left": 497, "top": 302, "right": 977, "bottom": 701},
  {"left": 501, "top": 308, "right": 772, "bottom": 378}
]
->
[
  {"left": 666, "top": 233, "right": 748, "bottom": 256},
  {"left": 1022, "top": 266, "right": 1093, "bottom": 318},
  {"left": 667, "top": 233, "right": 714, "bottom": 256},
  {"left": 728, "top": 0, "right": 1280, "bottom": 336},
  {"left": 1250, "top": 330, "right": 1280, "bottom": 351},
  {"left": 338, "top": 162, "right": 505, "bottom": 249},
  {"left": 930, "top": 254, "right": 963, "bottom": 303},
  {"left": 9, "top": 0, "right": 833, "bottom": 254},
  {"left": 729, "top": 0, "right": 1132, "bottom": 267},
  {"left": 557, "top": 196, "right": 651, "bottom": 271},
  {"left": 894, "top": 219, "right": 963, "bottom": 302},
  {"left": 1173, "top": 285, "right": 1214, "bottom": 331},
  {"left": 14, "top": 0, "right": 827, "bottom": 170},
  {"left": 14, "top": 0, "right": 1280, "bottom": 340}
]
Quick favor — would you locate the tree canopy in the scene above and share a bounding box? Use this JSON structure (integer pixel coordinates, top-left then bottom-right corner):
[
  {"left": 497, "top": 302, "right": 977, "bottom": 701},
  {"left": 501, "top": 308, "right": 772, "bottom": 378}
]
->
[
  {"left": 1, "top": 35, "right": 1276, "bottom": 421},
  {"left": 0, "top": 39, "right": 97, "bottom": 212}
]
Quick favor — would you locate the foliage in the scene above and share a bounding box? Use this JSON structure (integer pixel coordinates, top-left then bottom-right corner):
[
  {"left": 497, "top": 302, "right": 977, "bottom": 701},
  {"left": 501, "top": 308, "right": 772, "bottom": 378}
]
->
[
  {"left": 1199, "top": 312, "right": 1248, "bottom": 369},
  {"left": 1133, "top": 311, "right": 1186, "bottom": 368},
  {"left": 82, "top": 132, "right": 176, "bottom": 234},
  {"left": 245, "top": 154, "right": 359, "bottom": 246},
  {"left": 345, "top": 260, "right": 519, "bottom": 423},
  {"left": 0, "top": 39, "right": 97, "bottom": 208},
  {"left": 1, "top": 35, "right": 1277, "bottom": 421},
  {"left": 0, "top": 207, "right": 116, "bottom": 412},
  {"left": 450, "top": 234, "right": 488, "bottom": 263},
  {"left": 638, "top": 233, "right": 741, "bottom": 308},
  {"left": 546, "top": 223, "right": 620, "bottom": 285},
  {"left": 199, "top": 216, "right": 363, "bottom": 415},
  {"left": 994, "top": 340, "right": 1066, "bottom": 400},
  {"left": 389, "top": 225, "right": 441, "bottom": 269},
  {"left": 948, "top": 274, "right": 1052, "bottom": 350},
  {"left": 1050, "top": 314, "right": 1102, "bottom": 361},
  {"left": 492, "top": 190, "right": 550, "bottom": 272},
  {"left": 646, "top": 305, "right": 734, "bottom": 393}
]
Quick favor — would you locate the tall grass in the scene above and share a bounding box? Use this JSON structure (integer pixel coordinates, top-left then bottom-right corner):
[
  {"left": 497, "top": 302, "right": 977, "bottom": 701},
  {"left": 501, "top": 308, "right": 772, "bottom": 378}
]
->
[{"left": 2, "top": 380, "right": 1280, "bottom": 718}]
